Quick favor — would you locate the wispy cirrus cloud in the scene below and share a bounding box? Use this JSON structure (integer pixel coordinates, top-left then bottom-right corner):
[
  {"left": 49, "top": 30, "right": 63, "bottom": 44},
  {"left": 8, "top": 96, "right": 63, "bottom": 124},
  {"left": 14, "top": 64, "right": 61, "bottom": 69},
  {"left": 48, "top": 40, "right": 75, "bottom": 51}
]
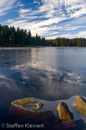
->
[
  {"left": 33, "top": 0, "right": 40, "bottom": 5},
  {"left": 15, "top": 1, "right": 24, "bottom": 7},
  {"left": 0, "top": 0, "right": 17, "bottom": 16},
  {"left": 46, "top": 31, "right": 86, "bottom": 39},
  {"left": 3, "top": 0, "right": 86, "bottom": 39}
]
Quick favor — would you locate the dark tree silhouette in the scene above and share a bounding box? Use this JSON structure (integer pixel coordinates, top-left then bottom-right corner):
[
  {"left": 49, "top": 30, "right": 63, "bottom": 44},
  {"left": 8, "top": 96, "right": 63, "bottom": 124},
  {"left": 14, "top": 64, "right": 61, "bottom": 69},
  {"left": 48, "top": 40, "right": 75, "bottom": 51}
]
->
[{"left": 0, "top": 24, "right": 86, "bottom": 47}]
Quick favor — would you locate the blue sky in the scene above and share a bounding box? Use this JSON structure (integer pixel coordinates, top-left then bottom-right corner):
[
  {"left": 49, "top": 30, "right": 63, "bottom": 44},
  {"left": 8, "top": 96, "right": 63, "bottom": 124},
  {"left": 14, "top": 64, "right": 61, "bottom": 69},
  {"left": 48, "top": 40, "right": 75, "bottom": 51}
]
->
[{"left": 0, "top": 0, "right": 86, "bottom": 39}]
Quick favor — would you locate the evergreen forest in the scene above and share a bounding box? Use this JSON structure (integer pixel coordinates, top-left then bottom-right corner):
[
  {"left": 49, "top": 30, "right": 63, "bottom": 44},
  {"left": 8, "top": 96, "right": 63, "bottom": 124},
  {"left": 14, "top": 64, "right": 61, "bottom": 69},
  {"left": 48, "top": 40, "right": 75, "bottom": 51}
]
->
[{"left": 0, "top": 24, "right": 86, "bottom": 47}]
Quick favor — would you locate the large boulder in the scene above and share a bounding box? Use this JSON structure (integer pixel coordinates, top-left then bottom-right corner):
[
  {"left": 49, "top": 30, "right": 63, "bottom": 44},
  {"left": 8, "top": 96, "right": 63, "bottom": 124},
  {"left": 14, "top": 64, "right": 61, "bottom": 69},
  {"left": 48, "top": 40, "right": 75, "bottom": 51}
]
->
[
  {"left": 74, "top": 95, "right": 86, "bottom": 116},
  {"left": 57, "top": 102, "right": 73, "bottom": 121}
]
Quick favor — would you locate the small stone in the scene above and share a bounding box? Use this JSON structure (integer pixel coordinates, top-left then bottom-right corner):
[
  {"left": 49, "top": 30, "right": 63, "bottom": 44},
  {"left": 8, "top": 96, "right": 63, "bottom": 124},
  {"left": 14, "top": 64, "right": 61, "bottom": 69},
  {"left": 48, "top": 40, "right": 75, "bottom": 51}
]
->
[
  {"left": 74, "top": 95, "right": 86, "bottom": 116},
  {"left": 57, "top": 102, "right": 73, "bottom": 121}
]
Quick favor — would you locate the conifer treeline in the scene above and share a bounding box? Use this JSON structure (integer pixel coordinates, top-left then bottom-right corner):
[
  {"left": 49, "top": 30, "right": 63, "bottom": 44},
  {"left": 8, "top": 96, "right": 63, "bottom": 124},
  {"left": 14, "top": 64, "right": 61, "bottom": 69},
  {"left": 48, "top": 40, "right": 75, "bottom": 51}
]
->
[
  {"left": 0, "top": 24, "right": 49, "bottom": 47},
  {"left": 0, "top": 24, "right": 86, "bottom": 47},
  {"left": 49, "top": 37, "right": 86, "bottom": 47}
]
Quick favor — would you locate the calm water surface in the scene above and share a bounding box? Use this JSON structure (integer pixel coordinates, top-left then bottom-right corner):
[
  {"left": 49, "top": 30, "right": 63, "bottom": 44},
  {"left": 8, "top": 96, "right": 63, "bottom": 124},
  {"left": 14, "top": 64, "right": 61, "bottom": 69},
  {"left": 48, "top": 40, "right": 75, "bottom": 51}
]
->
[{"left": 0, "top": 47, "right": 86, "bottom": 123}]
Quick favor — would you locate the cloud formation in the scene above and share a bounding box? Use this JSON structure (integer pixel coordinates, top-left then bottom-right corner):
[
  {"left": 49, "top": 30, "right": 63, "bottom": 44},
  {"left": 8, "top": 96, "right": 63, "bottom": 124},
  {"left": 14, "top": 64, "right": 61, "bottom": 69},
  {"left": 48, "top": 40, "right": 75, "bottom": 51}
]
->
[
  {"left": 0, "top": 0, "right": 17, "bottom": 16},
  {"left": 15, "top": 1, "right": 24, "bottom": 7},
  {"left": 2, "top": 0, "right": 86, "bottom": 39}
]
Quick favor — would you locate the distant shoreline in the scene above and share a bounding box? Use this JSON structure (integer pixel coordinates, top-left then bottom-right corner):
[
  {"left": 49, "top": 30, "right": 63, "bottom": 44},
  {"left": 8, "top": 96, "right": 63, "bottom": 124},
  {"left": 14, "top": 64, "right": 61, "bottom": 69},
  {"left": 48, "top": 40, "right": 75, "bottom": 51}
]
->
[
  {"left": 0, "top": 24, "right": 86, "bottom": 47},
  {"left": 0, "top": 46, "right": 86, "bottom": 48}
]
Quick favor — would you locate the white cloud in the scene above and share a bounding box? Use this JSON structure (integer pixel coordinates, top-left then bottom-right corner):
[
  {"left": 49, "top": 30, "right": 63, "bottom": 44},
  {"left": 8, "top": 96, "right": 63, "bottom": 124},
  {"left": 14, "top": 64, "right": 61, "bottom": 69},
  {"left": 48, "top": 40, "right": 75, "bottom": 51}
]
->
[
  {"left": 19, "top": 8, "right": 31, "bottom": 14},
  {"left": 33, "top": 0, "right": 40, "bottom": 5},
  {"left": 46, "top": 33, "right": 72, "bottom": 39},
  {"left": 15, "top": 2, "right": 24, "bottom": 7},
  {"left": 8, "top": 17, "right": 66, "bottom": 36},
  {"left": 0, "top": 0, "right": 17, "bottom": 16},
  {"left": 46, "top": 31, "right": 86, "bottom": 39},
  {"left": 75, "top": 31, "right": 86, "bottom": 37},
  {"left": 3, "top": 0, "right": 86, "bottom": 38}
]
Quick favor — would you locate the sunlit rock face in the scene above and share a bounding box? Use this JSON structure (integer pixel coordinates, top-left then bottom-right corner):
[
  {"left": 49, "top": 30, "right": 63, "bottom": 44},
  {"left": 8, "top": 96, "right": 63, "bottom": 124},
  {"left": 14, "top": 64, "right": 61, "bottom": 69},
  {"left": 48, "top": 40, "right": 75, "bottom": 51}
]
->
[
  {"left": 57, "top": 102, "right": 73, "bottom": 121},
  {"left": 74, "top": 96, "right": 86, "bottom": 116},
  {"left": 12, "top": 98, "right": 43, "bottom": 112}
]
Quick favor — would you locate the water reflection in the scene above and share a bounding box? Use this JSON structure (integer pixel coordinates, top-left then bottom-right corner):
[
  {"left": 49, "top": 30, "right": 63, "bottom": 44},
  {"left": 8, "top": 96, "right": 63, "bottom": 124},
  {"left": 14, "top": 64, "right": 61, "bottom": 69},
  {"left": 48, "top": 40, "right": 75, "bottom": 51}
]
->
[
  {"left": 0, "top": 47, "right": 86, "bottom": 102},
  {"left": 0, "top": 58, "right": 85, "bottom": 101}
]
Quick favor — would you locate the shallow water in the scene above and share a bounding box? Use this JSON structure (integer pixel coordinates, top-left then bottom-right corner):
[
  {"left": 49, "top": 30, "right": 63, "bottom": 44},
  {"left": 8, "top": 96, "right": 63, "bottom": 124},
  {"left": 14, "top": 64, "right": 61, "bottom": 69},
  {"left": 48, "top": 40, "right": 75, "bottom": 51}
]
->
[{"left": 0, "top": 47, "right": 86, "bottom": 126}]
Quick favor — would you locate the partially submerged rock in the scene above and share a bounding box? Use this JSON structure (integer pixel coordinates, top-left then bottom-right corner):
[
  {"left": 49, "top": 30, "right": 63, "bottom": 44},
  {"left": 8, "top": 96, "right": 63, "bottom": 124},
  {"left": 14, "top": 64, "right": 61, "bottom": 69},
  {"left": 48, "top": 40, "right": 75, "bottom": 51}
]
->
[
  {"left": 74, "top": 95, "right": 86, "bottom": 116},
  {"left": 57, "top": 102, "right": 73, "bottom": 121},
  {"left": 12, "top": 98, "right": 43, "bottom": 112}
]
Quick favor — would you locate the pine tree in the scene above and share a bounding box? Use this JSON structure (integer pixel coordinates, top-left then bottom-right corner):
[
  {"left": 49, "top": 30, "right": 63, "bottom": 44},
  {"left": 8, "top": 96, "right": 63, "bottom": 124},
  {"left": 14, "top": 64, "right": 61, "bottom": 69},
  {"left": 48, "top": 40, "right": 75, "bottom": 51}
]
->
[
  {"left": 0, "top": 30, "right": 4, "bottom": 46},
  {"left": 27, "top": 30, "right": 32, "bottom": 45}
]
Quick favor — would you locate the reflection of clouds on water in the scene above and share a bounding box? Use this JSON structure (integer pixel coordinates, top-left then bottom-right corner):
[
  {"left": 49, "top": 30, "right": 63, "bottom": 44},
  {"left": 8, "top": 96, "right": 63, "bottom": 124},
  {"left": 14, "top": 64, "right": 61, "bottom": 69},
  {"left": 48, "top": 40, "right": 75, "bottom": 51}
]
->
[
  {"left": 11, "top": 60, "right": 83, "bottom": 86},
  {"left": 0, "top": 51, "right": 86, "bottom": 100},
  {"left": 0, "top": 74, "right": 19, "bottom": 90},
  {"left": 11, "top": 60, "right": 56, "bottom": 72},
  {"left": 62, "top": 72, "right": 82, "bottom": 85},
  {"left": 8, "top": 60, "right": 86, "bottom": 100}
]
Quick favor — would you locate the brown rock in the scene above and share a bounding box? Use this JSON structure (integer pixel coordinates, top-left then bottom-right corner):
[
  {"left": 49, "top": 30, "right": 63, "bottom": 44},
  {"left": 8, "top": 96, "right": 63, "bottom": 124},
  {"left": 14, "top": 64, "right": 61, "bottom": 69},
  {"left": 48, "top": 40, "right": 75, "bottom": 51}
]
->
[
  {"left": 57, "top": 102, "right": 73, "bottom": 121},
  {"left": 74, "top": 95, "right": 86, "bottom": 116}
]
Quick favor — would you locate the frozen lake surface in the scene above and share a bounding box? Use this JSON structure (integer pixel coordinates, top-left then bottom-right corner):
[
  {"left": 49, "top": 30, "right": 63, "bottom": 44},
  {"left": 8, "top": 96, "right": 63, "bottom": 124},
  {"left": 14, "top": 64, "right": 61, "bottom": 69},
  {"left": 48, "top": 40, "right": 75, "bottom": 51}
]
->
[{"left": 0, "top": 47, "right": 86, "bottom": 126}]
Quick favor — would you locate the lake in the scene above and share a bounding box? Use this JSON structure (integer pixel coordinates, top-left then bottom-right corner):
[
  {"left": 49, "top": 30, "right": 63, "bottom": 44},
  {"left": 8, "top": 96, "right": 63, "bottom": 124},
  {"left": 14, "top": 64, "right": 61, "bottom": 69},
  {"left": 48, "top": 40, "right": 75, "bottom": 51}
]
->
[{"left": 0, "top": 47, "right": 86, "bottom": 128}]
